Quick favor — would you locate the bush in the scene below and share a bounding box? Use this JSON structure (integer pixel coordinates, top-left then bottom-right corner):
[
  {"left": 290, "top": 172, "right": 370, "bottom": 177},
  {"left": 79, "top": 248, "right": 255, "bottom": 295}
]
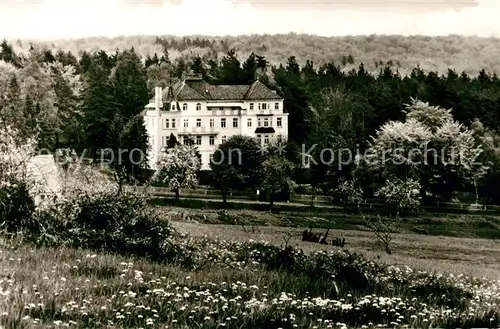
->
[
  {"left": 28, "top": 180, "right": 184, "bottom": 264},
  {"left": 0, "top": 177, "right": 35, "bottom": 233}
]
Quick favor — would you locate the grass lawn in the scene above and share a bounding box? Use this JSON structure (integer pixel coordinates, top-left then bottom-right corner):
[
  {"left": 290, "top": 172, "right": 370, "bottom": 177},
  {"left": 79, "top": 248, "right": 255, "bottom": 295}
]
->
[{"left": 151, "top": 198, "right": 500, "bottom": 240}]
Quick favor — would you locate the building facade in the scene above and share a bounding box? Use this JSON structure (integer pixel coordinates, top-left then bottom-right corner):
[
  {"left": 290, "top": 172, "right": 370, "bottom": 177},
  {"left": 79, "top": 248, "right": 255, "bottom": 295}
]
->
[{"left": 143, "top": 76, "right": 288, "bottom": 170}]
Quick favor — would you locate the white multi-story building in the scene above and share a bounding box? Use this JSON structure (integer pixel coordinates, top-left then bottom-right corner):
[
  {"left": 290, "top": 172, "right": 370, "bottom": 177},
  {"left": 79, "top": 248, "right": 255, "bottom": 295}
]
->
[{"left": 143, "top": 76, "right": 288, "bottom": 170}]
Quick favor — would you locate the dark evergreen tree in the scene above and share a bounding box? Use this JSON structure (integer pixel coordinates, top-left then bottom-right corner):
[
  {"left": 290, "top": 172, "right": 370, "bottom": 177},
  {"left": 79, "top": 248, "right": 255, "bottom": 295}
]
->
[
  {"left": 167, "top": 133, "right": 178, "bottom": 148},
  {"left": 218, "top": 49, "right": 243, "bottom": 84},
  {"left": 109, "top": 48, "right": 149, "bottom": 118},
  {"left": 80, "top": 61, "right": 119, "bottom": 159},
  {"left": 190, "top": 56, "right": 206, "bottom": 77},
  {"left": 241, "top": 52, "right": 258, "bottom": 83}
]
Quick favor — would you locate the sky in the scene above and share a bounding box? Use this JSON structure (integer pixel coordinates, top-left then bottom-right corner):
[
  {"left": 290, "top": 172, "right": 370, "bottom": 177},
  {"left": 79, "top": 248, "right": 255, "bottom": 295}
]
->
[{"left": 0, "top": 0, "right": 497, "bottom": 40}]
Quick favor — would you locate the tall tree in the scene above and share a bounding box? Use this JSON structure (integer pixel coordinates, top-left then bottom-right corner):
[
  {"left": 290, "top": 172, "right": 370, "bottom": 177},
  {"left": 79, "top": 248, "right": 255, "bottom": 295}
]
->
[
  {"left": 108, "top": 115, "right": 149, "bottom": 191},
  {"left": 109, "top": 48, "right": 149, "bottom": 118},
  {"left": 241, "top": 52, "right": 258, "bottom": 83},
  {"left": 218, "top": 49, "right": 243, "bottom": 84},
  {"left": 80, "top": 61, "right": 118, "bottom": 159}
]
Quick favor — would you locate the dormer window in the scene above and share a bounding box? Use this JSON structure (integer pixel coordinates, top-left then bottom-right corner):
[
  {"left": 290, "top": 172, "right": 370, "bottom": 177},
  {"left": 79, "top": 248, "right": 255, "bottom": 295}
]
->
[
  {"left": 196, "top": 103, "right": 201, "bottom": 111},
  {"left": 183, "top": 103, "right": 188, "bottom": 111},
  {"left": 171, "top": 104, "right": 175, "bottom": 111}
]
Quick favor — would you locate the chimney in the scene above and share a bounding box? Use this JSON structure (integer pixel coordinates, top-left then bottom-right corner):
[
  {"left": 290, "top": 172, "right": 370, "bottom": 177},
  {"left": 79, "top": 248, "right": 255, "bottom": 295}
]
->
[{"left": 155, "top": 87, "right": 162, "bottom": 106}]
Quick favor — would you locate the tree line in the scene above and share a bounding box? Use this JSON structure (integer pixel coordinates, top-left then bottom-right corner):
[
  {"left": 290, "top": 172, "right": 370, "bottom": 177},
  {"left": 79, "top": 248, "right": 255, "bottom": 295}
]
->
[
  {"left": 12, "top": 34, "right": 500, "bottom": 74},
  {"left": 2, "top": 38, "right": 500, "bottom": 204}
]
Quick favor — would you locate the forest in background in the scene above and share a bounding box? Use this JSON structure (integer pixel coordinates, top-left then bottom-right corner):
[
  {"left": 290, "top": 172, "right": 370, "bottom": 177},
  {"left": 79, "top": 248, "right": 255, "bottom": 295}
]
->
[
  {"left": 2, "top": 33, "right": 500, "bottom": 205},
  {"left": 8, "top": 33, "right": 500, "bottom": 76}
]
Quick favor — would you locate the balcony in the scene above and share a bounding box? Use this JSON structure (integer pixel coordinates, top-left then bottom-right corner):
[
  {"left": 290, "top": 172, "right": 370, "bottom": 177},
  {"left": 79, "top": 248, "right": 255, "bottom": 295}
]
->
[
  {"left": 256, "top": 109, "right": 274, "bottom": 116},
  {"left": 177, "top": 126, "right": 219, "bottom": 135}
]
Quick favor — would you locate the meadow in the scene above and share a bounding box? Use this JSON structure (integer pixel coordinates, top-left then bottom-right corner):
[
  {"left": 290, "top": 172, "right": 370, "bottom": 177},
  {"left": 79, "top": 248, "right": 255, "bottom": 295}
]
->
[{"left": 2, "top": 198, "right": 500, "bottom": 328}]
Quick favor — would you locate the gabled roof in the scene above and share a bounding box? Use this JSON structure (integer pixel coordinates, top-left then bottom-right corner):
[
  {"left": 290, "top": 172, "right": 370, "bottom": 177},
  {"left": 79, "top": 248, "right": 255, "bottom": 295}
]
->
[
  {"left": 150, "top": 78, "right": 283, "bottom": 103},
  {"left": 176, "top": 81, "right": 207, "bottom": 100},
  {"left": 245, "top": 80, "right": 282, "bottom": 100}
]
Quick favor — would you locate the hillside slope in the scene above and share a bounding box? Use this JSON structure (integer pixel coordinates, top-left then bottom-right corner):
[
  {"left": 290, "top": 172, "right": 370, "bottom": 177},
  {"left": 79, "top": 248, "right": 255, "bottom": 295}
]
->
[{"left": 11, "top": 33, "right": 500, "bottom": 75}]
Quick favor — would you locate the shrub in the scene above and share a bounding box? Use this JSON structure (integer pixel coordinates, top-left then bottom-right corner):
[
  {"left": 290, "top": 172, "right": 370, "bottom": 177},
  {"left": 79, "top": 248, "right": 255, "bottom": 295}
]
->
[
  {"left": 0, "top": 121, "right": 37, "bottom": 234},
  {"left": 332, "top": 178, "right": 364, "bottom": 205},
  {"left": 21, "top": 162, "right": 187, "bottom": 264},
  {"left": 0, "top": 177, "right": 35, "bottom": 233},
  {"left": 31, "top": 188, "right": 180, "bottom": 261},
  {"left": 375, "top": 177, "right": 421, "bottom": 216}
]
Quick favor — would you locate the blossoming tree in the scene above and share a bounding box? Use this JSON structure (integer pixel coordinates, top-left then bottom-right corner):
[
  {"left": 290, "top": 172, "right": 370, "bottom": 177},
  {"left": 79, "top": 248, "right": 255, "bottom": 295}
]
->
[
  {"left": 152, "top": 144, "right": 200, "bottom": 200},
  {"left": 364, "top": 98, "right": 487, "bottom": 202}
]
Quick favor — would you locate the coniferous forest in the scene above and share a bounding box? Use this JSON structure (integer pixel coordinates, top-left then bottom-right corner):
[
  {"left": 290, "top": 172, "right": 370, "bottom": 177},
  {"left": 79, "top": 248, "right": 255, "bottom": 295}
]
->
[{"left": 2, "top": 34, "right": 500, "bottom": 204}]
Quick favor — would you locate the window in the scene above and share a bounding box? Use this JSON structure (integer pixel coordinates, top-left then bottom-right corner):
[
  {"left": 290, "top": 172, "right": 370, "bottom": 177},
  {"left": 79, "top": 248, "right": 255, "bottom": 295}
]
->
[
  {"left": 247, "top": 118, "right": 252, "bottom": 127},
  {"left": 262, "top": 103, "right": 267, "bottom": 110},
  {"left": 183, "top": 103, "right": 188, "bottom": 111},
  {"left": 172, "top": 119, "right": 176, "bottom": 128},
  {"left": 209, "top": 135, "right": 215, "bottom": 145},
  {"left": 184, "top": 119, "right": 188, "bottom": 127},
  {"left": 277, "top": 117, "right": 282, "bottom": 127},
  {"left": 210, "top": 119, "right": 214, "bottom": 128},
  {"left": 171, "top": 104, "right": 175, "bottom": 111},
  {"left": 196, "top": 118, "right": 201, "bottom": 127},
  {"left": 257, "top": 118, "right": 262, "bottom": 127},
  {"left": 196, "top": 136, "right": 202, "bottom": 145},
  {"left": 183, "top": 136, "right": 189, "bottom": 145},
  {"left": 196, "top": 103, "right": 201, "bottom": 111},
  {"left": 165, "top": 119, "right": 169, "bottom": 129},
  {"left": 250, "top": 103, "right": 254, "bottom": 110},
  {"left": 277, "top": 135, "right": 282, "bottom": 143},
  {"left": 258, "top": 103, "right": 261, "bottom": 110},
  {"left": 264, "top": 118, "right": 269, "bottom": 127},
  {"left": 257, "top": 135, "right": 262, "bottom": 144},
  {"left": 233, "top": 118, "right": 238, "bottom": 128},
  {"left": 264, "top": 135, "right": 269, "bottom": 145},
  {"left": 222, "top": 135, "right": 227, "bottom": 143},
  {"left": 275, "top": 102, "right": 279, "bottom": 110},
  {"left": 221, "top": 118, "right": 226, "bottom": 128}
]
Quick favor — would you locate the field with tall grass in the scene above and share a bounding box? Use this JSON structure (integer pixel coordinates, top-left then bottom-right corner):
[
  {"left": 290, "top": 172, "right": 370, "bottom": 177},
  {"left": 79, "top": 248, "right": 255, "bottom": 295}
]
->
[{"left": 2, "top": 220, "right": 500, "bottom": 328}]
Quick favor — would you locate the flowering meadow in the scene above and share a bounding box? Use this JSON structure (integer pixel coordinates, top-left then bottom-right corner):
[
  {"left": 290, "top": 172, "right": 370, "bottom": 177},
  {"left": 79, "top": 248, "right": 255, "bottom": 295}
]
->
[{"left": 1, "top": 233, "right": 500, "bottom": 329}]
